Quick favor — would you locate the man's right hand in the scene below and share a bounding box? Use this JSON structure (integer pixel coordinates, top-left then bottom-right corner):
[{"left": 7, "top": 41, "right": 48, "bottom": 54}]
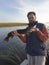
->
[{"left": 12, "top": 30, "right": 20, "bottom": 36}]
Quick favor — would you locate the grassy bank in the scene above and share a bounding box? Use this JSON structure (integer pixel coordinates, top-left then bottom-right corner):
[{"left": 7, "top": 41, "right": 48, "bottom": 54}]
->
[{"left": 0, "top": 23, "right": 28, "bottom": 27}]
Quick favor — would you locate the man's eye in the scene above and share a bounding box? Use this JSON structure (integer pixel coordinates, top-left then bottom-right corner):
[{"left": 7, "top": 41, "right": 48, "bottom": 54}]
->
[{"left": 28, "top": 17, "right": 34, "bottom": 19}]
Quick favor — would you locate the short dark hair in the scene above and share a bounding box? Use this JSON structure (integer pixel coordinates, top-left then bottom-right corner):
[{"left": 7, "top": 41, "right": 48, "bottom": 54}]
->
[{"left": 27, "top": 11, "right": 36, "bottom": 17}]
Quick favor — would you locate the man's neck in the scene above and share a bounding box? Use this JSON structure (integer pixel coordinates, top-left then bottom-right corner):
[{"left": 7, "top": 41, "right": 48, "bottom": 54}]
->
[{"left": 28, "top": 21, "right": 38, "bottom": 26}]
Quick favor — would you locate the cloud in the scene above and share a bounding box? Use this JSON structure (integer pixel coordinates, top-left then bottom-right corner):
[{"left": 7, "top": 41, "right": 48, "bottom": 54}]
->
[
  {"left": 16, "top": 0, "right": 49, "bottom": 23},
  {"left": 0, "top": 0, "right": 49, "bottom": 23}
]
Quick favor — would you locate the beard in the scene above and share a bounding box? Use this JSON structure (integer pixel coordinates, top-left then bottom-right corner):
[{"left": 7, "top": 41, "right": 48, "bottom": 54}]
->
[
  {"left": 29, "top": 20, "right": 35, "bottom": 24},
  {"left": 28, "top": 20, "right": 37, "bottom": 26}
]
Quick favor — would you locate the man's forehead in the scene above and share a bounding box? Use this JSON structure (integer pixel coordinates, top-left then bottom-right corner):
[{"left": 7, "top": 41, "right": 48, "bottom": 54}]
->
[{"left": 28, "top": 14, "right": 35, "bottom": 17}]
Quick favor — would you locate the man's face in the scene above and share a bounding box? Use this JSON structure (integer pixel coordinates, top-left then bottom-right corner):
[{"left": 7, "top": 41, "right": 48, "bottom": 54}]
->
[{"left": 28, "top": 14, "right": 36, "bottom": 23}]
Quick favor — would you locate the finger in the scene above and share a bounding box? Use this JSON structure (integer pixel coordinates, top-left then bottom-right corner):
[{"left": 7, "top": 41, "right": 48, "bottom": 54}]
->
[{"left": 33, "top": 25, "right": 36, "bottom": 28}]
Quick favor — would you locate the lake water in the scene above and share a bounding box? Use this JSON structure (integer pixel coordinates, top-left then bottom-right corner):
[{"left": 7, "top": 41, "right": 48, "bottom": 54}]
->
[
  {"left": 0, "top": 26, "right": 27, "bottom": 65},
  {"left": 0, "top": 26, "right": 49, "bottom": 65},
  {"left": 0, "top": 26, "right": 27, "bottom": 41}
]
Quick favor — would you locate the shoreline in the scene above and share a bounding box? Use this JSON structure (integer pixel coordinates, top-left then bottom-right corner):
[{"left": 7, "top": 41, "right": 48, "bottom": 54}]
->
[{"left": 0, "top": 23, "right": 28, "bottom": 27}]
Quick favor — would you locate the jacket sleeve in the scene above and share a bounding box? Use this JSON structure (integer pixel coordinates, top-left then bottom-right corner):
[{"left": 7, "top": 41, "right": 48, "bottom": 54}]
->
[
  {"left": 18, "top": 34, "right": 26, "bottom": 43},
  {"left": 17, "top": 29, "right": 27, "bottom": 43},
  {"left": 37, "top": 24, "right": 49, "bottom": 42}
]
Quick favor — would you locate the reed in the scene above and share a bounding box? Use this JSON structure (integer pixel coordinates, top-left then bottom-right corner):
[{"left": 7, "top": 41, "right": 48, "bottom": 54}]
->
[{"left": 0, "top": 23, "right": 28, "bottom": 27}]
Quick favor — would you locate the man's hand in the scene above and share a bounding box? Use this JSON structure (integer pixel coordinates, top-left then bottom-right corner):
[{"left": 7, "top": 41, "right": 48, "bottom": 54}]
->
[
  {"left": 29, "top": 25, "right": 39, "bottom": 32},
  {"left": 12, "top": 30, "right": 20, "bottom": 36}
]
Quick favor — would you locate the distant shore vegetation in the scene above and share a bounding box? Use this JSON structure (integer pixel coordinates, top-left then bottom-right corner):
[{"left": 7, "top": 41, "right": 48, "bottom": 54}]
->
[{"left": 0, "top": 23, "right": 28, "bottom": 27}]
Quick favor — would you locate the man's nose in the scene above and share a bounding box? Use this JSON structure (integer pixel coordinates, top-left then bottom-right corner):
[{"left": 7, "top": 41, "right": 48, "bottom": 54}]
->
[{"left": 29, "top": 17, "right": 33, "bottom": 20}]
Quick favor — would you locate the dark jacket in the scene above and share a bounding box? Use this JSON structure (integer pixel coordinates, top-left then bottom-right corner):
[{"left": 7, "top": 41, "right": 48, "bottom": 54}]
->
[{"left": 17, "top": 21, "right": 49, "bottom": 56}]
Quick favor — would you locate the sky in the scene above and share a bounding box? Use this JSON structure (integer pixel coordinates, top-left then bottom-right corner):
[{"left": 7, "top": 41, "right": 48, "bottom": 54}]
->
[{"left": 0, "top": 0, "right": 49, "bottom": 23}]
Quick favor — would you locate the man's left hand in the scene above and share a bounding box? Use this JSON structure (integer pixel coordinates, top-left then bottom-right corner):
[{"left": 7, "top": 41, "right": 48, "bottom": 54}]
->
[{"left": 29, "top": 25, "right": 39, "bottom": 32}]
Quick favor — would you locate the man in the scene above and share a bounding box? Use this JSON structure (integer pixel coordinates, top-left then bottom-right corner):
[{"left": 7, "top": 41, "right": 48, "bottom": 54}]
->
[{"left": 12, "top": 11, "right": 49, "bottom": 65}]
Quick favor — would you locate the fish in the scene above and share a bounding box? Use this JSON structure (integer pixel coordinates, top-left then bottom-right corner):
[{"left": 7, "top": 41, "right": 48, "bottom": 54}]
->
[
  {"left": 4, "top": 25, "right": 36, "bottom": 42},
  {"left": 4, "top": 31, "right": 14, "bottom": 42}
]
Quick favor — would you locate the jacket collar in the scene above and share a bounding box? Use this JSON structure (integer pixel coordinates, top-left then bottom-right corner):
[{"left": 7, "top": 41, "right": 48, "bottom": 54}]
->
[{"left": 28, "top": 21, "right": 38, "bottom": 27}]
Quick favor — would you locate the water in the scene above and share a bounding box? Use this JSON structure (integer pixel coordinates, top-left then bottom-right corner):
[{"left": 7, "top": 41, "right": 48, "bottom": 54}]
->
[
  {"left": 0, "top": 26, "right": 27, "bottom": 41},
  {"left": 0, "top": 26, "right": 27, "bottom": 65},
  {"left": 0, "top": 26, "right": 49, "bottom": 65}
]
